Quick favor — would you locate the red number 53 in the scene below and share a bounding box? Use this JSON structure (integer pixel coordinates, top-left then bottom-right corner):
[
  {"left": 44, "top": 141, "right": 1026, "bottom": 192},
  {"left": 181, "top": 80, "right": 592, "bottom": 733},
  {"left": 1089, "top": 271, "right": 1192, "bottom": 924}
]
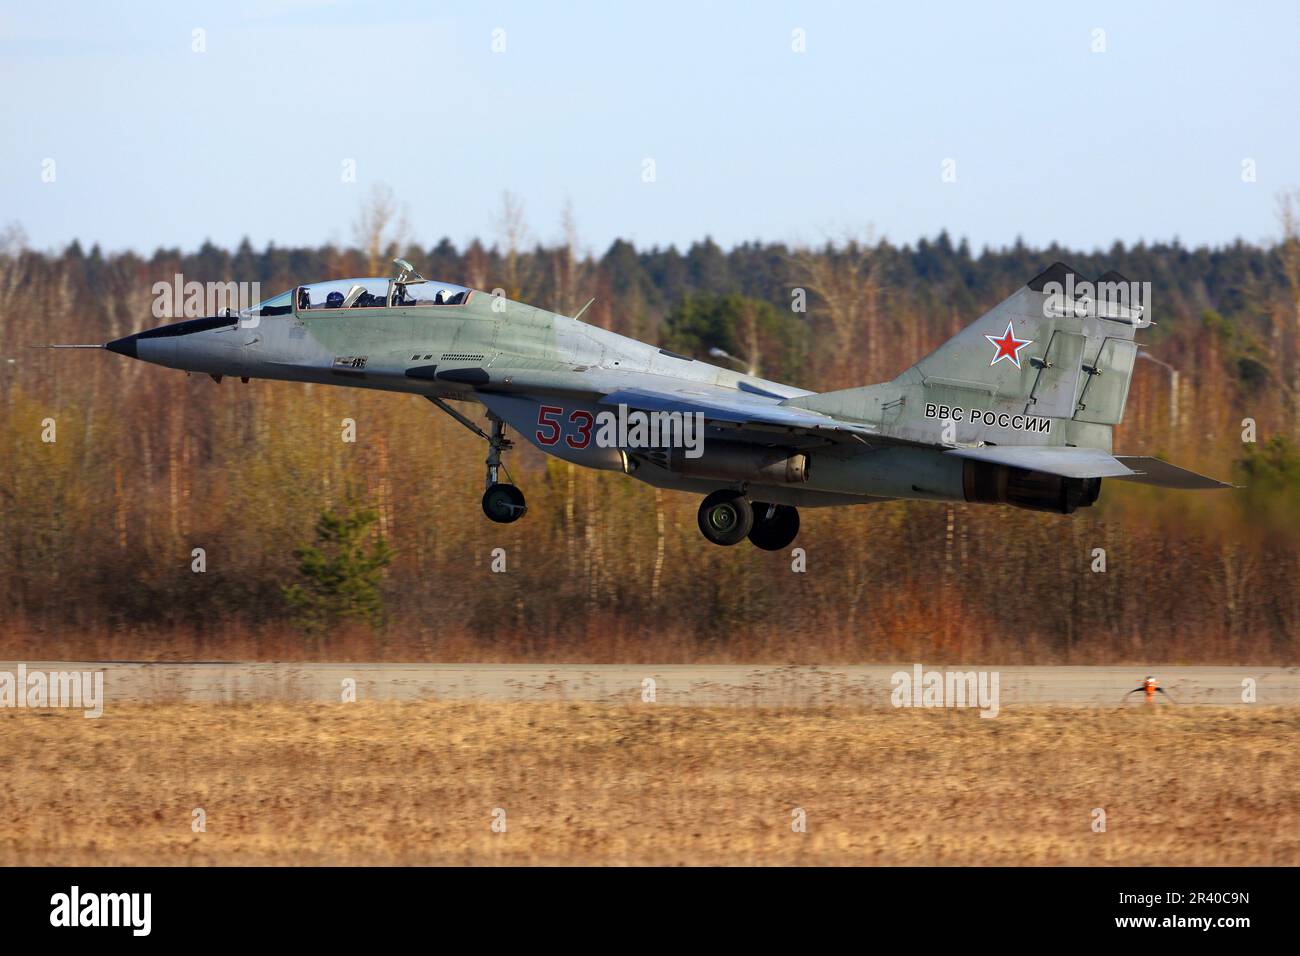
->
[{"left": 536, "top": 405, "right": 593, "bottom": 449}]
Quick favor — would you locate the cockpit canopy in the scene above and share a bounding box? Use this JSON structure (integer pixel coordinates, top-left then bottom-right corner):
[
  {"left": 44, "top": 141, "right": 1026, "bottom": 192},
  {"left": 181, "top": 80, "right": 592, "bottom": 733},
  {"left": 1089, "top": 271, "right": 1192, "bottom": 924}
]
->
[
  {"left": 241, "top": 289, "right": 294, "bottom": 318},
  {"left": 293, "top": 278, "right": 474, "bottom": 312}
]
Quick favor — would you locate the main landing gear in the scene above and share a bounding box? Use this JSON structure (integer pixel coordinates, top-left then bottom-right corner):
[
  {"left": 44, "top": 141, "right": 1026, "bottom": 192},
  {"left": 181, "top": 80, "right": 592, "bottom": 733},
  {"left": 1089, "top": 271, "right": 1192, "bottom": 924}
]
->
[
  {"left": 748, "top": 501, "right": 800, "bottom": 551},
  {"left": 696, "top": 490, "right": 800, "bottom": 550},
  {"left": 426, "top": 398, "right": 527, "bottom": 524}
]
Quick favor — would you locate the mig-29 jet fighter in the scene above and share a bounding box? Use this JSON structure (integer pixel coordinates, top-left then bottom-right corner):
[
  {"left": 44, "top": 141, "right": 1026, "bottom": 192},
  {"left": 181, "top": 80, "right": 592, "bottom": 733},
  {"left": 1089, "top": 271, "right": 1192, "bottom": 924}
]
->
[{"left": 72, "top": 258, "right": 1229, "bottom": 550}]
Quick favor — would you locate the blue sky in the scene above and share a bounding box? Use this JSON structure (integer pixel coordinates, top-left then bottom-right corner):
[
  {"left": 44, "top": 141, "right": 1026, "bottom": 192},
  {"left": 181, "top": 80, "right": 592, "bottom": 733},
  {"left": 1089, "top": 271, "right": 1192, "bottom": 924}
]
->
[{"left": 2, "top": 0, "right": 1298, "bottom": 255}]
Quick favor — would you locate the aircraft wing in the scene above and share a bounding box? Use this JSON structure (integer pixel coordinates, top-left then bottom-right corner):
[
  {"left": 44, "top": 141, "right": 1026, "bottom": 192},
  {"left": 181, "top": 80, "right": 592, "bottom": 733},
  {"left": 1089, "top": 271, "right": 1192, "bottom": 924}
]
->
[
  {"left": 473, "top": 364, "right": 876, "bottom": 442},
  {"left": 596, "top": 386, "right": 874, "bottom": 439},
  {"left": 944, "top": 445, "right": 1231, "bottom": 488}
]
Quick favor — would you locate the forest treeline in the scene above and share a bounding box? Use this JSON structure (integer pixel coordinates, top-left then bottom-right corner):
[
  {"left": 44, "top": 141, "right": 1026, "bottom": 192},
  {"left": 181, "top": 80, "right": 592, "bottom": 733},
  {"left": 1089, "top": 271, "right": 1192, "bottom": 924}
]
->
[{"left": 1, "top": 210, "right": 1298, "bottom": 663}]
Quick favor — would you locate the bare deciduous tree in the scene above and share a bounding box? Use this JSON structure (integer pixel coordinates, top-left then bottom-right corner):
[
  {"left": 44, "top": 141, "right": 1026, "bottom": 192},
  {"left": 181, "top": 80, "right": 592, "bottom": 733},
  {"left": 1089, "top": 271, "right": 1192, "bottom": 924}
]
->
[
  {"left": 353, "top": 184, "right": 410, "bottom": 276},
  {"left": 1278, "top": 190, "right": 1300, "bottom": 432},
  {"left": 495, "top": 190, "right": 530, "bottom": 298},
  {"left": 789, "top": 231, "right": 882, "bottom": 387}
]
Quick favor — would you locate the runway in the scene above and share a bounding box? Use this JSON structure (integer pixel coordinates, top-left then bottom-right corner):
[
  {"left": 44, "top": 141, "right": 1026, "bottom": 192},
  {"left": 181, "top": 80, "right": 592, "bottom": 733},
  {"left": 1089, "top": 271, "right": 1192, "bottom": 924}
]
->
[{"left": 4, "top": 662, "right": 1297, "bottom": 707}]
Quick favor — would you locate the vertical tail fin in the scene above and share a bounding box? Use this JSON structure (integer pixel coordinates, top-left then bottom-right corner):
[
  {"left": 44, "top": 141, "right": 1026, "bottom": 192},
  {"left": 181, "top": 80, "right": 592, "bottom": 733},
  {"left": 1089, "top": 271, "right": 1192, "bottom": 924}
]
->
[
  {"left": 786, "top": 262, "right": 1148, "bottom": 450},
  {"left": 908, "top": 262, "right": 1142, "bottom": 427}
]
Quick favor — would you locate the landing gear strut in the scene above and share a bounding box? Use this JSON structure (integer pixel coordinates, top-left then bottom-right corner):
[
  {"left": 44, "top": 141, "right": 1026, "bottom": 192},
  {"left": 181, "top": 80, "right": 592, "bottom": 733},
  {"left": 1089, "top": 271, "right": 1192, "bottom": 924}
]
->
[
  {"left": 481, "top": 416, "right": 526, "bottom": 524},
  {"left": 426, "top": 398, "right": 527, "bottom": 524}
]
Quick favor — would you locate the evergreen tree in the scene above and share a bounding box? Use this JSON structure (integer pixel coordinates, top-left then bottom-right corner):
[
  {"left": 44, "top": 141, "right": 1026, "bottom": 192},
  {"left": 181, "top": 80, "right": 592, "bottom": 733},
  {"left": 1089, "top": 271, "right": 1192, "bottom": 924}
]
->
[{"left": 283, "top": 502, "right": 393, "bottom": 633}]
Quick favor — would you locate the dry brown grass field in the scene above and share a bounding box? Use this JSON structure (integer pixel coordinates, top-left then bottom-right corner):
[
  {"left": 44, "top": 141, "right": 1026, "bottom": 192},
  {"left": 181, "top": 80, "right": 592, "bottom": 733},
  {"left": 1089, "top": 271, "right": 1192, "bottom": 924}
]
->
[{"left": 1, "top": 702, "right": 1295, "bottom": 866}]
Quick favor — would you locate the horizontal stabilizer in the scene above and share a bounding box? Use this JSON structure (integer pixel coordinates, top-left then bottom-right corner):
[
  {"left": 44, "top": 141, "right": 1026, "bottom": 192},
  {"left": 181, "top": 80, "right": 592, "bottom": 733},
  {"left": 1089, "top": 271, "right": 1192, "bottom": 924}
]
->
[
  {"left": 944, "top": 446, "right": 1232, "bottom": 489},
  {"left": 1111, "top": 457, "right": 1233, "bottom": 489},
  {"left": 943, "top": 445, "right": 1137, "bottom": 479}
]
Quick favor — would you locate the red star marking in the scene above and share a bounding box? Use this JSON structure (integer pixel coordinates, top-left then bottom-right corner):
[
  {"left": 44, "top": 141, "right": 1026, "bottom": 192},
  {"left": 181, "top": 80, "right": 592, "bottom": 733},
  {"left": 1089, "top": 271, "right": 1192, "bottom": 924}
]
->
[{"left": 984, "top": 321, "right": 1033, "bottom": 368}]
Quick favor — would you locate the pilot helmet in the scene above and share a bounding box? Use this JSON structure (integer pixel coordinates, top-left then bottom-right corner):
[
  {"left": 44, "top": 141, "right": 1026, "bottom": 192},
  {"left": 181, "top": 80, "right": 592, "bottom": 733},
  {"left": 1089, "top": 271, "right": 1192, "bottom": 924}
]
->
[{"left": 326, "top": 291, "right": 345, "bottom": 307}]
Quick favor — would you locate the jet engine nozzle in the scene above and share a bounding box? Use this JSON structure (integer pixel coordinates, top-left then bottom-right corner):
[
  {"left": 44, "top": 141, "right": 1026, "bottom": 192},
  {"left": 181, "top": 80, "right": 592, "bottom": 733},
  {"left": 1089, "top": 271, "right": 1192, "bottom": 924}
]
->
[{"left": 962, "top": 461, "right": 1101, "bottom": 514}]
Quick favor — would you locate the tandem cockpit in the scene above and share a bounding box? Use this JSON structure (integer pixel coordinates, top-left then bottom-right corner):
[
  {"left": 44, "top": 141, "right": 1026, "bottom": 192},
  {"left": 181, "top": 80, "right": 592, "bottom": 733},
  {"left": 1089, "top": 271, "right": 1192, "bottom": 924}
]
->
[{"left": 239, "top": 260, "right": 474, "bottom": 322}]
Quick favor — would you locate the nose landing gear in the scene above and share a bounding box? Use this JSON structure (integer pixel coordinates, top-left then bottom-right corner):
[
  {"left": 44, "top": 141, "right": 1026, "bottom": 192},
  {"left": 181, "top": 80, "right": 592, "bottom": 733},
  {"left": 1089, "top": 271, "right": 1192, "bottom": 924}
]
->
[
  {"left": 482, "top": 482, "right": 527, "bottom": 523},
  {"left": 481, "top": 414, "right": 527, "bottom": 523},
  {"left": 426, "top": 397, "right": 527, "bottom": 524}
]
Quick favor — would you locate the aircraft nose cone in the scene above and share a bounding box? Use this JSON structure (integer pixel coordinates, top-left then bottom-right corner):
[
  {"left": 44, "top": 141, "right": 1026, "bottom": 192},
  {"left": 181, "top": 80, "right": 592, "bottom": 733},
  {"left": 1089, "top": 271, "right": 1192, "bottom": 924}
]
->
[{"left": 105, "top": 334, "right": 139, "bottom": 359}]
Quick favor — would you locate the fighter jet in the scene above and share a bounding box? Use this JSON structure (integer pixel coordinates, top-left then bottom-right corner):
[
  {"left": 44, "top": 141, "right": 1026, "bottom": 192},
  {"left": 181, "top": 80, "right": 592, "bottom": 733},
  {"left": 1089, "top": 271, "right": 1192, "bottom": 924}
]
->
[{"left": 73, "top": 258, "right": 1229, "bottom": 549}]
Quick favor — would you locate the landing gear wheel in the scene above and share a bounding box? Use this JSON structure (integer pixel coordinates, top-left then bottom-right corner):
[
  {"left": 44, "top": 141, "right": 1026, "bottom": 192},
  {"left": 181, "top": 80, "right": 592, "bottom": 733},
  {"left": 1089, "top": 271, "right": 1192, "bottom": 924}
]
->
[
  {"left": 697, "top": 490, "right": 754, "bottom": 546},
  {"left": 482, "top": 483, "right": 527, "bottom": 523},
  {"left": 747, "top": 503, "right": 800, "bottom": 551}
]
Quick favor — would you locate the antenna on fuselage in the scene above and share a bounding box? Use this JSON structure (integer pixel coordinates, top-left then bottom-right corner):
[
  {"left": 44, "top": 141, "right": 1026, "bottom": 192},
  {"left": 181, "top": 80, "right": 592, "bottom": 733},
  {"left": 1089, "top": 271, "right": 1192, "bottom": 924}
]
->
[{"left": 572, "top": 297, "right": 595, "bottom": 321}]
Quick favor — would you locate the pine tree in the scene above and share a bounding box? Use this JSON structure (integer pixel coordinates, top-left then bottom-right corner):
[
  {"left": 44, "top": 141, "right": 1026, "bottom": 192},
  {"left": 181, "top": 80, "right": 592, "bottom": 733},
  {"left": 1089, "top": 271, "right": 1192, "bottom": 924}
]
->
[{"left": 283, "top": 502, "right": 393, "bottom": 634}]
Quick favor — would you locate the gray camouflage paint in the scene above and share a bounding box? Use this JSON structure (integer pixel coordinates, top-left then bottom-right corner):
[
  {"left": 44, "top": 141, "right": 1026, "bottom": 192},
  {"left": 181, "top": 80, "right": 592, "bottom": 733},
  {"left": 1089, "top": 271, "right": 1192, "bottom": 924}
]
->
[{"left": 104, "top": 264, "right": 1207, "bottom": 509}]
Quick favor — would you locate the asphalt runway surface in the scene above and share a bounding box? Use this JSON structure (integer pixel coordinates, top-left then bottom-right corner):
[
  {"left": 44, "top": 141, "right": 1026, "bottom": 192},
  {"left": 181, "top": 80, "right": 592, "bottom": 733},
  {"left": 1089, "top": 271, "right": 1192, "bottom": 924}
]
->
[{"left": 4, "top": 662, "right": 1297, "bottom": 707}]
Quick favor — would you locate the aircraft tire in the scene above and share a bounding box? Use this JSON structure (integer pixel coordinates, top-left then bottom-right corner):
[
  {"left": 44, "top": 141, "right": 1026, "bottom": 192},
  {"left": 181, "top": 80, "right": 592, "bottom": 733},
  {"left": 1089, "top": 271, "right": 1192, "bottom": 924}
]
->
[
  {"left": 747, "top": 503, "right": 799, "bottom": 551},
  {"left": 482, "top": 483, "right": 527, "bottom": 523},
  {"left": 697, "top": 490, "right": 753, "bottom": 546}
]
